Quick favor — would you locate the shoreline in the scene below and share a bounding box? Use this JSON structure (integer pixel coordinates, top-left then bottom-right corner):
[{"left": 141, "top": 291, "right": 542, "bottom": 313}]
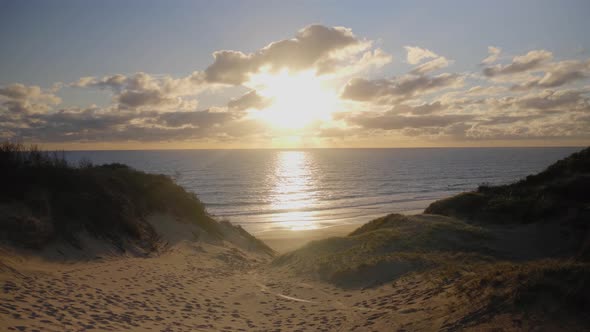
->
[{"left": 251, "top": 208, "right": 425, "bottom": 253}]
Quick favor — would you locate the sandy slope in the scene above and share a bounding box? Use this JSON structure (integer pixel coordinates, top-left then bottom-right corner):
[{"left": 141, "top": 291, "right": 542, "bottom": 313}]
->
[
  {"left": 1, "top": 240, "right": 388, "bottom": 332},
  {"left": 0, "top": 215, "right": 580, "bottom": 332},
  {"left": 255, "top": 224, "right": 359, "bottom": 254},
  {"left": 0, "top": 217, "right": 366, "bottom": 332},
  {"left": 1, "top": 239, "right": 540, "bottom": 332}
]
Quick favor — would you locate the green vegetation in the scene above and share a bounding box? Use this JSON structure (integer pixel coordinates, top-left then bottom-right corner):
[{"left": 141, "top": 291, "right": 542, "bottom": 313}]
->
[
  {"left": 449, "top": 259, "right": 590, "bottom": 327},
  {"left": 275, "top": 147, "right": 590, "bottom": 291},
  {"left": 274, "top": 214, "right": 494, "bottom": 288},
  {"left": 271, "top": 147, "right": 590, "bottom": 329},
  {"left": 425, "top": 147, "right": 590, "bottom": 225},
  {"left": 0, "top": 142, "right": 272, "bottom": 254}
]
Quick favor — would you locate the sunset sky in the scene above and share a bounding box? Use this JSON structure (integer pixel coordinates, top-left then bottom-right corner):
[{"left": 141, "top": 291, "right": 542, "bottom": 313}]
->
[{"left": 1, "top": 0, "right": 589, "bottom": 149}]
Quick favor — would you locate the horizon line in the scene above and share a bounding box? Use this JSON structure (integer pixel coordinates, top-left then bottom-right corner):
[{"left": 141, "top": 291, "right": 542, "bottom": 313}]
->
[{"left": 47, "top": 145, "right": 589, "bottom": 152}]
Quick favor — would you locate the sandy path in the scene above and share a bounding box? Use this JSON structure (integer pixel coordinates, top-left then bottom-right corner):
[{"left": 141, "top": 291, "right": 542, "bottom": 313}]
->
[
  {"left": 1, "top": 241, "right": 415, "bottom": 332},
  {"left": 4, "top": 235, "right": 533, "bottom": 332}
]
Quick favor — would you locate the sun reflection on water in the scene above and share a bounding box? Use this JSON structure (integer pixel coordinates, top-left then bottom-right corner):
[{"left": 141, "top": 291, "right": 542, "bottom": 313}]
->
[{"left": 270, "top": 151, "right": 319, "bottom": 231}]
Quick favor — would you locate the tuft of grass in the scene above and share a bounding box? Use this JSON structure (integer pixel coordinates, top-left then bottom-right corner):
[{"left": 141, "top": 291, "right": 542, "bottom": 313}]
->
[
  {"left": 349, "top": 213, "right": 411, "bottom": 236},
  {"left": 425, "top": 147, "right": 590, "bottom": 225},
  {"left": 274, "top": 214, "right": 494, "bottom": 288},
  {"left": 0, "top": 142, "right": 272, "bottom": 253},
  {"left": 452, "top": 260, "right": 590, "bottom": 325}
]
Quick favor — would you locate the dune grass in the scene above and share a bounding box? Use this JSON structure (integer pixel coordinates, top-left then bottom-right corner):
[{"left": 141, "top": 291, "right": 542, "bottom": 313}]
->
[
  {"left": 274, "top": 214, "right": 495, "bottom": 288},
  {"left": 425, "top": 146, "right": 590, "bottom": 225},
  {"left": 445, "top": 259, "right": 590, "bottom": 327},
  {"left": 459, "top": 260, "right": 590, "bottom": 311},
  {"left": 0, "top": 142, "right": 254, "bottom": 251},
  {"left": 272, "top": 147, "right": 590, "bottom": 327}
]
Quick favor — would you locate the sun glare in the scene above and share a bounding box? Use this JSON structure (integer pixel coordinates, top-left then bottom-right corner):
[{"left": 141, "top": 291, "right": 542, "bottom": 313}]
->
[
  {"left": 270, "top": 151, "right": 319, "bottom": 230},
  {"left": 247, "top": 69, "right": 338, "bottom": 129}
]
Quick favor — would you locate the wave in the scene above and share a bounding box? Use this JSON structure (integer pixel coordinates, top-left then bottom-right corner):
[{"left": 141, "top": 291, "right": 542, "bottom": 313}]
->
[{"left": 209, "top": 195, "right": 444, "bottom": 218}]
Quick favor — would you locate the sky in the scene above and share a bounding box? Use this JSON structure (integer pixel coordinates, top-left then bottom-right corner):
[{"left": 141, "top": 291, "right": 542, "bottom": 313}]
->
[{"left": 1, "top": 0, "right": 589, "bottom": 149}]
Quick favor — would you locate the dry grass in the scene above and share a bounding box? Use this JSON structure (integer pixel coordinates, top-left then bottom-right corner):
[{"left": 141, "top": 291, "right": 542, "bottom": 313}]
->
[
  {"left": 443, "top": 259, "right": 590, "bottom": 328},
  {"left": 425, "top": 146, "right": 590, "bottom": 226},
  {"left": 274, "top": 214, "right": 495, "bottom": 288},
  {"left": 0, "top": 142, "right": 273, "bottom": 254}
]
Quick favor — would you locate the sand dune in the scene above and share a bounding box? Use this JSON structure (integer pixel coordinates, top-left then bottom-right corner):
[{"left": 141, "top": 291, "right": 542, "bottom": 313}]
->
[
  {"left": 1, "top": 147, "right": 589, "bottom": 331},
  {"left": 0, "top": 233, "right": 411, "bottom": 332},
  {"left": 4, "top": 221, "right": 579, "bottom": 332},
  {"left": 0, "top": 214, "right": 372, "bottom": 332},
  {"left": 255, "top": 224, "right": 359, "bottom": 254},
  {"left": 2, "top": 215, "right": 589, "bottom": 331}
]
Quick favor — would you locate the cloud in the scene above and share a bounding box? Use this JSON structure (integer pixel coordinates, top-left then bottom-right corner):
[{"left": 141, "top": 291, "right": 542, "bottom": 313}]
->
[
  {"left": 73, "top": 72, "right": 205, "bottom": 110},
  {"left": 358, "top": 49, "right": 393, "bottom": 69},
  {"left": 404, "top": 46, "right": 438, "bottom": 65},
  {"left": 2, "top": 104, "right": 259, "bottom": 143},
  {"left": 515, "top": 89, "right": 589, "bottom": 111},
  {"left": 0, "top": 80, "right": 250, "bottom": 143},
  {"left": 2, "top": 106, "right": 135, "bottom": 142},
  {"left": 35, "top": 107, "right": 135, "bottom": 131},
  {"left": 154, "top": 109, "right": 233, "bottom": 128},
  {"left": 0, "top": 83, "right": 61, "bottom": 105},
  {"left": 393, "top": 101, "right": 447, "bottom": 115},
  {"left": 335, "top": 80, "right": 590, "bottom": 142},
  {"left": 116, "top": 90, "right": 177, "bottom": 109},
  {"left": 481, "top": 46, "right": 502, "bottom": 65},
  {"left": 227, "top": 90, "right": 271, "bottom": 111},
  {"left": 444, "top": 87, "right": 590, "bottom": 117},
  {"left": 74, "top": 72, "right": 205, "bottom": 92},
  {"left": 3, "top": 29, "right": 590, "bottom": 146},
  {"left": 511, "top": 59, "right": 590, "bottom": 90},
  {"left": 483, "top": 50, "right": 553, "bottom": 77},
  {"left": 205, "top": 25, "right": 374, "bottom": 85},
  {"left": 318, "top": 48, "right": 392, "bottom": 78},
  {"left": 404, "top": 46, "right": 450, "bottom": 75},
  {"left": 410, "top": 56, "right": 450, "bottom": 75},
  {"left": 0, "top": 83, "right": 63, "bottom": 126},
  {"left": 463, "top": 115, "right": 590, "bottom": 141},
  {"left": 316, "top": 126, "right": 361, "bottom": 138},
  {"left": 218, "top": 118, "right": 269, "bottom": 138},
  {"left": 341, "top": 73, "right": 463, "bottom": 103},
  {"left": 344, "top": 112, "right": 475, "bottom": 130},
  {"left": 464, "top": 85, "right": 508, "bottom": 96}
]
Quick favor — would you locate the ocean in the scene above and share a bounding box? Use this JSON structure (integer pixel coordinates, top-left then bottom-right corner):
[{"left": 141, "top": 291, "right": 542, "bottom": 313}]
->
[{"left": 65, "top": 147, "right": 581, "bottom": 233}]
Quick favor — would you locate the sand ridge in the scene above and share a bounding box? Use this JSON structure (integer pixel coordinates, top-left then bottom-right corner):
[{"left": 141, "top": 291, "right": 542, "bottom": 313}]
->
[
  {"left": 2, "top": 237, "right": 543, "bottom": 331},
  {"left": 1, "top": 240, "right": 397, "bottom": 331},
  {"left": 1, "top": 214, "right": 584, "bottom": 331}
]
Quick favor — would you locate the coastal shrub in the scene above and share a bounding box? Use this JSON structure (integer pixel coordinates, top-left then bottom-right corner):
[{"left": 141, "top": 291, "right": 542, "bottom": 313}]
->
[
  {"left": 274, "top": 214, "right": 494, "bottom": 288},
  {"left": 0, "top": 142, "right": 222, "bottom": 250},
  {"left": 453, "top": 260, "right": 590, "bottom": 325},
  {"left": 425, "top": 146, "right": 590, "bottom": 226}
]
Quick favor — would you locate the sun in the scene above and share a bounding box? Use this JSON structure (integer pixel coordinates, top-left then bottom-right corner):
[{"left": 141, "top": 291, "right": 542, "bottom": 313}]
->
[{"left": 246, "top": 68, "right": 339, "bottom": 129}]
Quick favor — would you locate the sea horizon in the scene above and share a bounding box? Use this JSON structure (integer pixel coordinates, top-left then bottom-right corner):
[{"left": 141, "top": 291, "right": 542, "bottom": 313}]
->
[{"left": 37, "top": 145, "right": 589, "bottom": 152}]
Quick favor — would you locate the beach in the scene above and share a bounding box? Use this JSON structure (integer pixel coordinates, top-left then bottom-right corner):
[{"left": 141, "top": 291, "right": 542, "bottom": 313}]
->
[
  {"left": 0, "top": 225, "right": 443, "bottom": 332},
  {"left": 1, "top": 146, "right": 589, "bottom": 331},
  {"left": 4, "top": 214, "right": 583, "bottom": 332},
  {"left": 255, "top": 224, "right": 360, "bottom": 253}
]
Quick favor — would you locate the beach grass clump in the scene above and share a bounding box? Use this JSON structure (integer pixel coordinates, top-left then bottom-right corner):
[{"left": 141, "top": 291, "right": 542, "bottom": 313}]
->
[
  {"left": 452, "top": 259, "right": 590, "bottom": 325},
  {"left": 0, "top": 142, "right": 224, "bottom": 250},
  {"left": 274, "top": 214, "right": 494, "bottom": 288},
  {"left": 425, "top": 146, "right": 590, "bottom": 225}
]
